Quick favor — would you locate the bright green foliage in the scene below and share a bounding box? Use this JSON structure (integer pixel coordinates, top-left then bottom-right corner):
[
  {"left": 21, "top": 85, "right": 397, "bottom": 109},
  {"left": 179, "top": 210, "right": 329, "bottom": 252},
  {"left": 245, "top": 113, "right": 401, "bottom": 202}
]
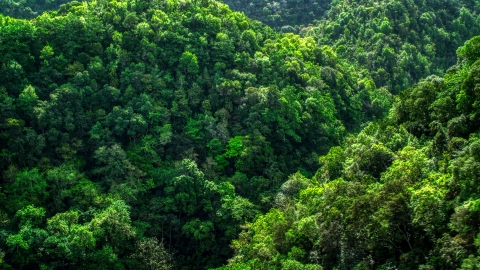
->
[
  {"left": 223, "top": 36, "right": 480, "bottom": 270},
  {"left": 179, "top": 51, "right": 200, "bottom": 75},
  {"left": 7, "top": 168, "right": 47, "bottom": 210}
]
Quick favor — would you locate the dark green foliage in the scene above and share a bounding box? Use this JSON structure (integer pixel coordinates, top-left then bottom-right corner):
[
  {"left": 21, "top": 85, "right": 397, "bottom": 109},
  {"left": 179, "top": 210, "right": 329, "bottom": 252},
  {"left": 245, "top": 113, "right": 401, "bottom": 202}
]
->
[
  {"left": 0, "top": 0, "right": 388, "bottom": 268},
  {"left": 0, "top": 0, "right": 75, "bottom": 19},
  {"left": 221, "top": 0, "right": 331, "bottom": 32},
  {"left": 1, "top": 0, "right": 480, "bottom": 269},
  {"left": 305, "top": 0, "right": 480, "bottom": 93}
]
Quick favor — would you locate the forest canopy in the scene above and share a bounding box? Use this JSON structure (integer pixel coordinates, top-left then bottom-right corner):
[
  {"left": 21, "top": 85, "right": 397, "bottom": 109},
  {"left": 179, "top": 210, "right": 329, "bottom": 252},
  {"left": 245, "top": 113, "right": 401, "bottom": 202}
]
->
[
  {"left": 0, "top": 0, "right": 72, "bottom": 18},
  {"left": 305, "top": 0, "right": 480, "bottom": 93},
  {"left": 220, "top": 35, "right": 480, "bottom": 270},
  {"left": 0, "top": 0, "right": 387, "bottom": 268},
  {"left": 1, "top": 0, "right": 480, "bottom": 269},
  {"left": 221, "top": 0, "right": 331, "bottom": 32}
]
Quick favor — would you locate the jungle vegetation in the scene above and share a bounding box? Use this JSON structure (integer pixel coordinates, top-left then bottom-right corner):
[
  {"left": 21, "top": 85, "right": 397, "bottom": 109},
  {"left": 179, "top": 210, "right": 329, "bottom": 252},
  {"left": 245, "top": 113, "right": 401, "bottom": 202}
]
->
[{"left": 0, "top": 0, "right": 480, "bottom": 269}]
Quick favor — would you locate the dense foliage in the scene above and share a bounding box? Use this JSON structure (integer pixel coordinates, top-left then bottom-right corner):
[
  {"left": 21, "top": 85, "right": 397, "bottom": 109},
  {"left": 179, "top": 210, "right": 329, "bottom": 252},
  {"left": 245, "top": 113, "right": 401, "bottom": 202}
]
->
[
  {"left": 221, "top": 0, "right": 331, "bottom": 32},
  {"left": 0, "top": 0, "right": 72, "bottom": 18},
  {"left": 221, "top": 36, "right": 480, "bottom": 269},
  {"left": 304, "top": 0, "right": 480, "bottom": 93},
  {"left": 0, "top": 0, "right": 390, "bottom": 268},
  {"left": 2, "top": 0, "right": 480, "bottom": 269}
]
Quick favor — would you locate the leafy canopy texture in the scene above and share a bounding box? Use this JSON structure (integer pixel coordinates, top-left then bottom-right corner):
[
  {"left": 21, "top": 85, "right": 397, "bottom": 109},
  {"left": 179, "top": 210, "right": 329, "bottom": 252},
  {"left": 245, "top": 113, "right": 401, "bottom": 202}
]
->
[
  {"left": 304, "top": 0, "right": 480, "bottom": 93},
  {"left": 0, "top": 0, "right": 389, "bottom": 268},
  {"left": 222, "top": 35, "right": 480, "bottom": 270},
  {"left": 1, "top": 0, "right": 480, "bottom": 269}
]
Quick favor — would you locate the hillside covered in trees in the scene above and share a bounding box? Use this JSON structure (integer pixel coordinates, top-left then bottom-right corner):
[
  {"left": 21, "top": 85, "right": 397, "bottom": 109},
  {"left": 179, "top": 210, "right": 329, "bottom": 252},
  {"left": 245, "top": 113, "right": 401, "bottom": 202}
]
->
[
  {"left": 304, "top": 0, "right": 480, "bottom": 93},
  {"left": 221, "top": 0, "right": 331, "bottom": 32},
  {"left": 219, "top": 36, "right": 480, "bottom": 269},
  {"left": 1, "top": 0, "right": 480, "bottom": 269},
  {"left": 0, "top": 0, "right": 72, "bottom": 18},
  {"left": 0, "top": 0, "right": 386, "bottom": 268}
]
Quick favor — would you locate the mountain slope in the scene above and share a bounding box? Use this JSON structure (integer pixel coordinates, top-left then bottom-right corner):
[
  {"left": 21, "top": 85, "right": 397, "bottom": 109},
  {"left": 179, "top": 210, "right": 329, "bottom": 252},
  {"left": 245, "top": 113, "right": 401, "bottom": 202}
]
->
[
  {"left": 2, "top": 0, "right": 480, "bottom": 269},
  {"left": 221, "top": 0, "right": 331, "bottom": 32},
  {"left": 305, "top": 0, "right": 480, "bottom": 93},
  {"left": 0, "top": 0, "right": 386, "bottom": 268},
  {"left": 221, "top": 35, "right": 480, "bottom": 270}
]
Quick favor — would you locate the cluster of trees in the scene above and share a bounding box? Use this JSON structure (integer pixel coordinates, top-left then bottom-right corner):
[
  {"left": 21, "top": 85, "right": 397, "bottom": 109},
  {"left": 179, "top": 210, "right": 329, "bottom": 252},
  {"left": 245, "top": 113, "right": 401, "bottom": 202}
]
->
[
  {"left": 304, "top": 0, "right": 480, "bottom": 93},
  {"left": 2, "top": 0, "right": 480, "bottom": 269},
  {"left": 221, "top": 0, "right": 331, "bottom": 32},
  {"left": 0, "top": 0, "right": 391, "bottom": 268},
  {"left": 220, "top": 36, "right": 480, "bottom": 269},
  {"left": 0, "top": 0, "right": 71, "bottom": 18}
]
